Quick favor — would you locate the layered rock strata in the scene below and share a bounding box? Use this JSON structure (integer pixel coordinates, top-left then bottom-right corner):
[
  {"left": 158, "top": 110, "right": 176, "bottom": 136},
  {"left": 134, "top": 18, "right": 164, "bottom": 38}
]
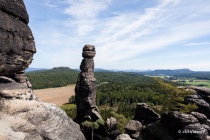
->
[
  {"left": 75, "top": 45, "right": 102, "bottom": 124},
  {"left": 0, "top": 1, "right": 85, "bottom": 139},
  {"left": 0, "top": 0, "right": 35, "bottom": 76},
  {"left": 133, "top": 103, "right": 160, "bottom": 125},
  {"left": 145, "top": 111, "right": 208, "bottom": 140}
]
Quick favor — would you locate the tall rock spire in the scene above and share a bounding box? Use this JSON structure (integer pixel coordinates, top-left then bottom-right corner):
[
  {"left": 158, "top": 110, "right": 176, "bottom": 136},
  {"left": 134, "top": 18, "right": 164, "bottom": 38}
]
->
[{"left": 75, "top": 44, "right": 102, "bottom": 124}]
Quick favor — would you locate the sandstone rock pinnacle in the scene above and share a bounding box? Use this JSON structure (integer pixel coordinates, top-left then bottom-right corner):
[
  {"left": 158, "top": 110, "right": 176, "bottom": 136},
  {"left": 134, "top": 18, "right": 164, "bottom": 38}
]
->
[
  {"left": 75, "top": 44, "right": 103, "bottom": 124},
  {"left": 0, "top": 1, "right": 85, "bottom": 139}
]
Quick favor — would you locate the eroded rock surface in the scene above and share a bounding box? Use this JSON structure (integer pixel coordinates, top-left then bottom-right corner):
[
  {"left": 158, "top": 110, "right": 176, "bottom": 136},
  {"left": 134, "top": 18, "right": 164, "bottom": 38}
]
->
[
  {"left": 0, "top": 77, "right": 85, "bottom": 140},
  {"left": 0, "top": 1, "right": 85, "bottom": 139},
  {"left": 0, "top": 0, "right": 35, "bottom": 76},
  {"left": 133, "top": 103, "right": 160, "bottom": 125},
  {"left": 145, "top": 111, "right": 208, "bottom": 140},
  {"left": 115, "top": 134, "right": 133, "bottom": 140},
  {"left": 106, "top": 117, "right": 121, "bottom": 140},
  {"left": 125, "top": 120, "right": 143, "bottom": 140},
  {"left": 75, "top": 44, "right": 102, "bottom": 124}
]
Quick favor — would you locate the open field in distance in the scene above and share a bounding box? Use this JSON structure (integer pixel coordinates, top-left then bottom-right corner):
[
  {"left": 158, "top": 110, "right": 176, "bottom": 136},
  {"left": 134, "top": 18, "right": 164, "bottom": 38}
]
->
[{"left": 34, "top": 85, "right": 75, "bottom": 106}]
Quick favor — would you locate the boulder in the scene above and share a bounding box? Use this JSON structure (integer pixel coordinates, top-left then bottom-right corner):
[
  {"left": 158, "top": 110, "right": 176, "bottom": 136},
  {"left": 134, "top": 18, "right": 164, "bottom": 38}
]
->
[
  {"left": 191, "top": 112, "right": 208, "bottom": 125},
  {"left": 125, "top": 120, "right": 143, "bottom": 140},
  {"left": 106, "top": 117, "right": 121, "bottom": 139},
  {"left": 146, "top": 111, "right": 208, "bottom": 140},
  {"left": 202, "top": 124, "right": 210, "bottom": 135},
  {"left": 115, "top": 134, "right": 133, "bottom": 140},
  {"left": 185, "top": 94, "right": 210, "bottom": 119},
  {"left": 0, "top": 77, "right": 85, "bottom": 140},
  {"left": 106, "top": 117, "right": 117, "bottom": 132},
  {"left": 133, "top": 103, "right": 160, "bottom": 125}
]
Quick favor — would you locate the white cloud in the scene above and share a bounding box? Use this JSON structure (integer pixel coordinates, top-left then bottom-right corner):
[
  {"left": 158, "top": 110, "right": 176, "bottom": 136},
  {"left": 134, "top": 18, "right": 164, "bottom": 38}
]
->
[
  {"left": 26, "top": 0, "right": 210, "bottom": 70},
  {"left": 185, "top": 42, "right": 210, "bottom": 46},
  {"left": 64, "top": 0, "right": 112, "bottom": 19}
]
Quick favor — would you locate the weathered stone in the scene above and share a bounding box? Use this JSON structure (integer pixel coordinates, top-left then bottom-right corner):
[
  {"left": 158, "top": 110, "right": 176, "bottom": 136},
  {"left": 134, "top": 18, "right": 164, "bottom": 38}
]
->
[
  {"left": 115, "top": 134, "right": 133, "bottom": 140},
  {"left": 106, "top": 117, "right": 117, "bottom": 132},
  {"left": 0, "top": 77, "right": 85, "bottom": 140},
  {"left": 146, "top": 111, "right": 209, "bottom": 140},
  {"left": 106, "top": 117, "right": 121, "bottom": 139},
  {"left": 75, "top": 45, "right": 102, "bottom": 124},
  {"left": 133, "top": 103, "right": 160, "bottom": 125},
  {"left": 185, "top": 94, "right": 210, "bottom": 119},
  {"left": 203, "top": 124, "right": 210, "bottom": 135},
  {"left": 125, "top": 120, "right": 143, "bottom": 140},
  {"left": 82, "top": 44, "right": 96, "bottom": 58},
  {"left": 191, "top": 112, "right": 208, "bottom": 125},
  {"left": 80, "top": 58, "right": 94, "bottom": 72},
  {"left": 0, "top": 76, "right": 39, "bottom": 100},
  {"left": 0, "top": 9, "right": 35, "bottom": 75},
  {"left": 125, "top": 120, "right": 143, "bottom": 132},
  {"left": 0, "top": 1, "right": 85, "bottom": 139},
  {"left": 0, "top": 0, "right": 29, "bottom": 24}
]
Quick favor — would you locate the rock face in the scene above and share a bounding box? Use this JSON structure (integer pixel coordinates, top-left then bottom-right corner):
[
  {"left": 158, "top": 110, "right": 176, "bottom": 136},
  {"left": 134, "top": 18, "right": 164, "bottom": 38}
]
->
[
  {"left": 115, "top": 134, "right": 133, "bottom": 140},
  {"left": 133, "top": 103, "right": 160, "bottom": 125},
  {"left": 75, "top": 45, "right": 102, "bottom": 124},
  {"left": 0, "top": 1, "right": 85, "bottom": 140},
  {"left": 0, "top": 0, "right": 36, "bottom": 76},
  {"left": 106, "top": 117, "right": 121, "bottom": 140},
  {"left": 125, "top": 120, "right": 143, "bottom": 140},
  {"left": 145, "top": 111, "right": 208, "bottom": 140},
  {"left": 186, "top": 87, "right": 210, "bottom": 119},
  {"left": 53, "top": 67, "right": 70, "bottom": 70},
  {"left": 0, "top": 77, "right": 85, "bottom": 140}
]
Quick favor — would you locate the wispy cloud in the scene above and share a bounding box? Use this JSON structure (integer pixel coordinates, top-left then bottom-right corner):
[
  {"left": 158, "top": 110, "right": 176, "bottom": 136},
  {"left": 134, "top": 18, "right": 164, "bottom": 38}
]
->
[
  {"left": 25, "top": 0, "right": 210, "bottom": 70},
  {"left": 185, "top": 42, "right": 210, "bottom": 46}
]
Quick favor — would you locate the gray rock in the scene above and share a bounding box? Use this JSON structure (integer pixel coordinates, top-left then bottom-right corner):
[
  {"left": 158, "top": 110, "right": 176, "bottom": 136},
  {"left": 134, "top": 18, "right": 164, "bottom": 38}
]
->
[
  {"left": 75, "top": 45, "right": 102, "bottom": 124},
  {"left": 0, "top": 76, "right": 39, "bottom": 100},
  {"left": 0, "top": 77, "right": 85, "bottom": 140},
  {"left": 125, "top": 120, "right": 143, "bottom": 140},
  {"left": 191, "top": 112, "right": 208, "bottom": 125},
  {"left": 106, "top": 117, "right": 121, "bottom": 139},
  {"left": 125, "top": 120, "right": 143, "bottom": 132},
  {"left": 0, "top": 0, "right": 29, "bottom": 23},
  {"left": 185, "top": 94, "right": 210, "bottom": 119},
  {"left": 115, "top": 134, "right": 133, "bottom": 140},
  {"left": 202, "top": 124, "right": 210, "bottom": 135},
  {"left": 146, "top": 111, "right": 208, "bottom": 140},
  {"left": 0, "top": 1, "right": 85, "bottom": 139},
  {"left": 106, "top": 117, "right": 117, "bottom": 132},
  {"left": 133, "top": 103, "right": 160, "bottom": 125},
  {"left": 0, "top": 8, "right": 35, "bottom": 75}
]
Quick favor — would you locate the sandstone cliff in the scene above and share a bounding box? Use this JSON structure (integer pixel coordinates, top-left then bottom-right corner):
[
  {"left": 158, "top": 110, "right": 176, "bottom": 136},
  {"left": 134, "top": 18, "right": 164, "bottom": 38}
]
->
[{"left": 0, "top": 1, "right": 85, "bottom": 140}]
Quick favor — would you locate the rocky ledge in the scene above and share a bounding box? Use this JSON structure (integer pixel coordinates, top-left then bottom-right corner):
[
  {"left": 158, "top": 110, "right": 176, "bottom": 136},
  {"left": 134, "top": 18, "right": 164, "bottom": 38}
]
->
[{"left": 0, "top": 76, "right": 85, "bottom": 140}]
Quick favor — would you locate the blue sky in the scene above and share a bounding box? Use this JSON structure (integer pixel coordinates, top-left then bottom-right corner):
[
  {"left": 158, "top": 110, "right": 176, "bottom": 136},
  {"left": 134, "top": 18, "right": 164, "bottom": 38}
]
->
[{"left": 24, "top": 0, "right": 210, "bottom": 71}]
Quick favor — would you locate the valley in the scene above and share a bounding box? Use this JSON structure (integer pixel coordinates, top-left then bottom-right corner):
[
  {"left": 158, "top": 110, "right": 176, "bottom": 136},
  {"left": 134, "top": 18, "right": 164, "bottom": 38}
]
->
[{"left": 34, "top": 85, "right": 75, "bottom": 106}]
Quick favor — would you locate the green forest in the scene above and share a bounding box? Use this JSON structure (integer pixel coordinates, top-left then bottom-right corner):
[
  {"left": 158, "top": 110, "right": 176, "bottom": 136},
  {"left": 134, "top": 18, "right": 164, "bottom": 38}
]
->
[{"left": 28, "top": 69, "right": 198, "bottom": 132}]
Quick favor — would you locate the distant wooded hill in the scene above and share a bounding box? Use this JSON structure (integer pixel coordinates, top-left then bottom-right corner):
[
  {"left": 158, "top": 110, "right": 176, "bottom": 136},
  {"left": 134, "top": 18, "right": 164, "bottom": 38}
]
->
[
  {"left": 139, "top": 68, "right": 194, "bottom": 75},
  {"left": 26, "top": 68, "right": 182, "bottom": 89}
]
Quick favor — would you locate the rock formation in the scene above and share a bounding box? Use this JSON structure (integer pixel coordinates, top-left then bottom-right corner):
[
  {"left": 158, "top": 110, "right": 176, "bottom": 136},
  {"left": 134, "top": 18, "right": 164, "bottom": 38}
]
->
[
  {"left": 185, "top": 87, "right": 210, "bottom": 119},
  {"left": 133, "top": 103, "right": 160, "bottom": 125},
  {"left": 115, "top": 134, "right": 133, "bottom": 140},
  {"left": 125, "top": 120, "right": 143, "bottom": 140},
  {"left": 0, "top": 1, "right": 85, "bottom": 140},
  {"left": 106, "top": 117, "right": 121, "bottom": 140},
  {"left": 53, "top": 67, "right": 70, "bottom": 70},
  {"left": 145, "top": 111, "right": 208, "bottom": 140},
  {"left": 0, "top": 0, "right": 35, "bottom": 76},
  {"left": 124, "top": 101, "right": 210, "bottom": 140},
  {"left": 75, "top": 44, "right": 103, "bottom": 124}
]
